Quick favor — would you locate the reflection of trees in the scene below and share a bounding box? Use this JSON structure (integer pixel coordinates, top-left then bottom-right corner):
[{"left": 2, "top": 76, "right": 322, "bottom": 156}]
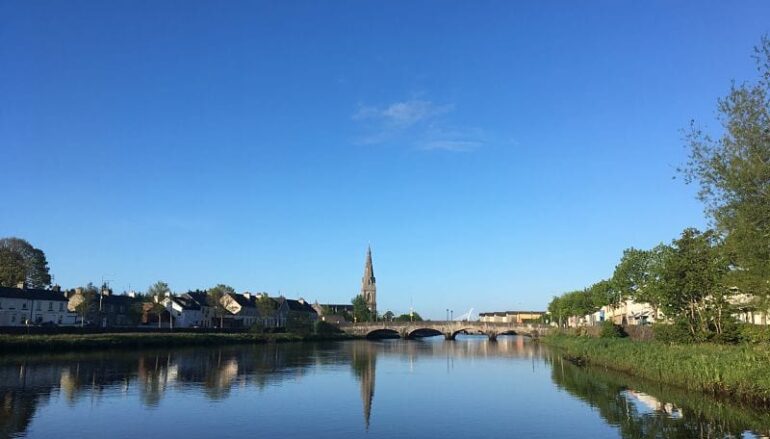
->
[
  {"left": 550, "top": 355, "right": 770, "bottom": 438},
  {"left": 1, "top": 338, "right": 768, "bottom": 439}
]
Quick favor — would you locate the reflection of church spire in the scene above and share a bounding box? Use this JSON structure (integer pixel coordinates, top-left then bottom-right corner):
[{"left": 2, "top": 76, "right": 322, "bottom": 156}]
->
[{"left": 351, "top": 343, "right": 376, "bottom": 430}]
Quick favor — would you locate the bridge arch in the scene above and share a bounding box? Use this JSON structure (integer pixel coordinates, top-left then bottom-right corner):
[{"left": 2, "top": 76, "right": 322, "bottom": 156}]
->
[{"left": 407, "top": 328, "right": 443, "bottom": 339}]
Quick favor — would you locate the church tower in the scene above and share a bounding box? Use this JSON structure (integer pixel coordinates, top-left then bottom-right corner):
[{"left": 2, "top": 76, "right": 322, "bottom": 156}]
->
[{"left": 361, "top": 245, "right": 377, "bottom": 316}]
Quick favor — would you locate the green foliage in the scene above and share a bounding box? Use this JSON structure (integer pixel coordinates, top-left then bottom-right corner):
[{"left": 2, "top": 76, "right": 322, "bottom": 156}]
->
[
  {"left": 544, "top": 334, "right": 770, "bottom": 404},
  {"left": 0, "top": 248, "right": 26, "bottom": 287},
  {"left": 73, "top": 283, "right": 98, "bottom": 327},
  {"left": 207, "top": 284, "right": 235, "bottom": 328},
  {"left": 737, "top": 324, "right": 770, "bottom": 344},
  {"left": 382, "top": 310, "right": 395, "bottom": 321},
  {"left": 395, "top": 312, "right": 422, "bottom": 322},
  {"left": 658, "top": 228, "right": 731, "bottom": 337},
  {"left": 682, "top": 36, "right": 770, "bottom": 305},
  {"left": 653, "top": 321, "right": 696, "bottom": 343},
  {"left": 598, "top": 321, "right": 626, "bottom": 338},
  {"left": 0, "top": 237, "right": 52, "bottom": 288},
  {"left": 314, "top": 321, "right": 343, "bottom": 335},
  {"left": 351, "top": 294, "right": 372, "bottom": 322}
]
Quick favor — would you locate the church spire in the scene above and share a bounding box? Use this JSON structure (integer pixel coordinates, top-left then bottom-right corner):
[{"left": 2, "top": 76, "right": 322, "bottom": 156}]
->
[{"left": 361, "top": 245, "right": 377, "bottom": 316}]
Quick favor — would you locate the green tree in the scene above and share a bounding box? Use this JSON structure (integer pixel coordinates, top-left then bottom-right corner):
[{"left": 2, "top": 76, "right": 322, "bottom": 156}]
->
[
  {"left": 0, "top": 248, "right": 26, "bottom": 287},
  {"left": 146, "top": 281, "right": 171, "bottom": 328},
  {"left": 611, "top": 245, "right": 670, "bottom": 320},
  {"left": 395, "top": 312, "right": 422, "bottom": 322},
  {"left": 659, "top": 228, "right": 731, "bottom": 338},
  {"left": 208, "top": 284, "right": 235, "bottom": 328},
  {"left": 351, "top": 294, "right": 372, "bottom": 322},
  {"left": 0, "top": 237, "right": 52, "bottom": 288},
  {"left": 682, "top": 37, "right": 770, "bottom": 307},
  {"left": 73, "top": 283, "right": 98, "bottom": 327},
  {"left": 382, "top": 310, "right": 395, "bottom": 321}
]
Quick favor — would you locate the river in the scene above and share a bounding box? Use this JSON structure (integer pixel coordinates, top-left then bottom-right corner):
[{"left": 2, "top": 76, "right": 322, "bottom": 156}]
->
[{"left": 1, "top": 336, "right": 768, "bottom": 438}]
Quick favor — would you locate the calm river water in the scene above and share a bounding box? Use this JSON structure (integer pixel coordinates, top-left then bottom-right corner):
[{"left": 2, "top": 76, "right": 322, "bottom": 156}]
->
[{"left": 1, "top": 336, "right": 768, "bottom": 439}]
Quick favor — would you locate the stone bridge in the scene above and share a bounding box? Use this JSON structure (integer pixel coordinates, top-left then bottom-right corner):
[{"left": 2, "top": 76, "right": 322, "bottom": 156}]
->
[{"left": 339, "top": 321, "right": 549, "bottom": 341}]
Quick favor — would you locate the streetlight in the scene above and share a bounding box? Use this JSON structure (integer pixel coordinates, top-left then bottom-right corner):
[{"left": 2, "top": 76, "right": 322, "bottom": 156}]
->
[
  {"left": 446, "top": 308, "right": 449, "bottom": 321},
  {"left": 450, "top": 310, "right": 453, "bottom": 321}
]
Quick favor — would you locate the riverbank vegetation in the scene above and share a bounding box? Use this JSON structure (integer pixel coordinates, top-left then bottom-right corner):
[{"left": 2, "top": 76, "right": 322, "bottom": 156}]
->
[
  {"left": 543, "top": 333, "right": 770, "bottom": 405},
  {"left": 0, "top": 331, "right": 358, "bottom": 353},
  {"left": 548, "top": 37, "right": 770, "bottom": 343}
]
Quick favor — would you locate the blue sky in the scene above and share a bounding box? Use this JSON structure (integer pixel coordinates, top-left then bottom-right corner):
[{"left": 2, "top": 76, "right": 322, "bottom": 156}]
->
[{"left": 2, "top": 1, "right": 769, "bottom": 319}]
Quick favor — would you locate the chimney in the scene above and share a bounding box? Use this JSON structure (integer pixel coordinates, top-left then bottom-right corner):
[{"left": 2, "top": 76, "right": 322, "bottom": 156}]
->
[
  {"left": 298, "top": 298, "right": 306, "bottom": 305},
  {"left": 52, "top": 285, "right": 61, "bottom": 292},
  {"left": 16, "top": 281, "right": 25, "bottom": 289},
  {"left": 75, "top": 287, "right": 83, "bottom": 295},
  {"left": 243, "top": 293, "right": 251, "bottom": 300},
  {"left": 127, "top": 291, "right": 136, "bottom": 298},
  {"left": 101, "top": 288, "right": 112, "bottom": 296}
]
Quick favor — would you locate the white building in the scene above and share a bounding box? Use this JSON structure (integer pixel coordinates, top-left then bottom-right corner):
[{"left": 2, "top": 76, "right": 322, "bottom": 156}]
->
[{"left": 0, "top": 285, "right": 77, "bottom": 327}]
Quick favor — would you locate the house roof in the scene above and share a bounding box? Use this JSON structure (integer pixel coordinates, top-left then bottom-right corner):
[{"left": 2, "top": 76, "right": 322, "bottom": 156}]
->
[
  {"left": 228, "top": 293, "right": 255, "bottom": 308},
  {"left": 285, "top": 299, "right": 317, "bottom": 314},
  {"left": 184, "top": 291, "right": 210, "bottom": 307},
  {"left": 0, "top": 286, "right": 69, "bottom": 301},
  {"left": 100, "top": 294, "right": 137, "bottom": 306},
  {"left": 322, "top": 304, "right": 354, "bottom": 311},
  {"left": 171, "top": 296, "right": 201, "bottom": 311}
]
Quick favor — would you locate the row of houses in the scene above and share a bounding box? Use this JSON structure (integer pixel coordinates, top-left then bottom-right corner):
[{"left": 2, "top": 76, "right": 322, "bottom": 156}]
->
[
  {"left": 0, "top": 284, "right": 319, "bottom": 329},
  {"left": 150, "top": 291, "right": 319, "bottom": 329},
  {"left": 478, "top": 310, "right": 546, "bottom": 324},
  {"left": 564, "top": 293, "right": 770, "bottom": 328}
]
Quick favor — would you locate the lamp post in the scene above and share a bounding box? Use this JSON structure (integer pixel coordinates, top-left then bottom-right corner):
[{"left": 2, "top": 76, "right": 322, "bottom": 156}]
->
[
  {"left": 450, "top": 310, "right": 453, "bottom": 321},
  {"left": 446, "top": 308, "right": 449, "bottom": 321}
]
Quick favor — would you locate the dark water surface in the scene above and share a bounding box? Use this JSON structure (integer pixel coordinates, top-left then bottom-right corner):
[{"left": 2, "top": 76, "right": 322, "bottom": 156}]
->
[{"left": 2, "top": 336, "right": 768, "bottom": 439}]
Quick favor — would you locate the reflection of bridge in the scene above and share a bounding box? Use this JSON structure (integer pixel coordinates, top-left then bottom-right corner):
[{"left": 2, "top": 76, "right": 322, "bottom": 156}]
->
[{"left": 340, "top": 321, "right": 550, "bottom": 341}]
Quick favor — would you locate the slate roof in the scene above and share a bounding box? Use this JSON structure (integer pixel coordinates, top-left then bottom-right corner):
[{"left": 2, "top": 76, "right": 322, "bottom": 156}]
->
[
  {"left": 171, "top": 295, "right": 201, "bottom": 311},
  {"left": 228, "top": 293, "right": 256, "bottom": 308},
  {"left": 184, "top": 291, "right": 210, "bottom": 307},
  {"left": 0, "top": 286, "right": 69, "bottom": 301},
  {"left": 285, "top": 299, "right": 317, "bottom": 314}
]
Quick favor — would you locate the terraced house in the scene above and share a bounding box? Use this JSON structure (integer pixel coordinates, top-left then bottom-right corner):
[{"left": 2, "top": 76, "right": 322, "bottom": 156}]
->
[{"left": 0, "top": 284, "right": 76, "bottom": 327}]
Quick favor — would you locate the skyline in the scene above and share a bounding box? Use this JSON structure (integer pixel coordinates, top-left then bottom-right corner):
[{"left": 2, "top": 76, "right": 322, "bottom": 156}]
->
[{"left": 3, "top": 1, "right": 770, "bottom": 319}]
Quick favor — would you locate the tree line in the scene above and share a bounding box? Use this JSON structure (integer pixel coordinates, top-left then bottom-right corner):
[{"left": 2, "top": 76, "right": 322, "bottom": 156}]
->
[{"left": 548, "top": 37, "right": 770, "bottom": 342}]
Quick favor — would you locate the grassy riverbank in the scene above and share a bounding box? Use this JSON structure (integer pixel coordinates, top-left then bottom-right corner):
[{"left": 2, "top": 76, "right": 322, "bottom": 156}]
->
[
  {"left": 0, "top": 332, "right": 359, "bottom": 353},
  {"left": 542, "top": 334, "right": 770, "bottom": 404}
]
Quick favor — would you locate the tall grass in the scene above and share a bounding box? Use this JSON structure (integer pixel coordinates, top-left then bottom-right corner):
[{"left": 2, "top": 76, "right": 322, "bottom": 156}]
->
[{"left": 542, "top": 334, "right": 770, "bottom": 404}]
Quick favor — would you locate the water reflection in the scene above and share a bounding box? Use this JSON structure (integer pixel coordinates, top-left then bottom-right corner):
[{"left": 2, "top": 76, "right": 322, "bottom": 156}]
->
[
  {"left": 0, "top": 337, "right": 768, "bottom": 438},
  {"left": 550, "top": 355, "right": 770, "bottom": 438}
]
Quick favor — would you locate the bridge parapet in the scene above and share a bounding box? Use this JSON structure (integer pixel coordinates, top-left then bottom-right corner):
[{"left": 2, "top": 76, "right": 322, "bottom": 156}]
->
[{"left": 339, "top": 321, "right": 549, "bottom": 340}]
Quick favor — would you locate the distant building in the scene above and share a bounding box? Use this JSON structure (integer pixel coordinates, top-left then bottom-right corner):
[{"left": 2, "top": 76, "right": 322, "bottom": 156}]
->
[
  {"left": 0, "top": 284, "right": 76, "bottom": 327},
  {"left": 479, "top": 310, "right": 545, "bottom": 324},
  {"left": 361, "top": 245, "right": 377, "bottom": 316},
  {"left": 312, "top": 302, "right": 353, "bottom": 324}
]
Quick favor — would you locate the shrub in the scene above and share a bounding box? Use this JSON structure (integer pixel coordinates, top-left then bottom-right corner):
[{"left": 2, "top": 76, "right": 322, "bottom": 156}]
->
[
  {"left": 599, "top": 321, "right": 626, "bottom": 338},
  {"left": 652, "top": 321, "right": 697, "bottom": 343},
  {"left": 738, "top": 324, "right": 770, "bottom": 344},
  {"left": 314, "top": 321, "right": 343, "bottom": 335}
]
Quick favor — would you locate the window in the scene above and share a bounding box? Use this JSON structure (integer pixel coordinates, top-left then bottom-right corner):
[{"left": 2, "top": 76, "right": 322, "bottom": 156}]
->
[
  {"left": 22, "top": 303, "right": 27, "bottom": 310},
  {"left": 11, "top": 314, "right": 16, "bottom": 323},
  {"left": 36, "top": 302, "right": 41, "bottom": 311},
  {"left": 0, "top": 300, "right": 3, "bottom": 309},
  {"left": 48, "top": 302, "right": 53, "bottom": 311},
  {"left": 59, "top": 303, "right": 64, "bottom": 312}
]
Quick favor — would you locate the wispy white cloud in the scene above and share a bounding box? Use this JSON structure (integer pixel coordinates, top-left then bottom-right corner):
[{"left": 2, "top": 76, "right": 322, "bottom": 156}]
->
[
  {"left": 353, "top": 100, "right": 453, "bottom": 128},
  {"left": 352, "top": 98, "right": 485, "bottom": 152}
]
